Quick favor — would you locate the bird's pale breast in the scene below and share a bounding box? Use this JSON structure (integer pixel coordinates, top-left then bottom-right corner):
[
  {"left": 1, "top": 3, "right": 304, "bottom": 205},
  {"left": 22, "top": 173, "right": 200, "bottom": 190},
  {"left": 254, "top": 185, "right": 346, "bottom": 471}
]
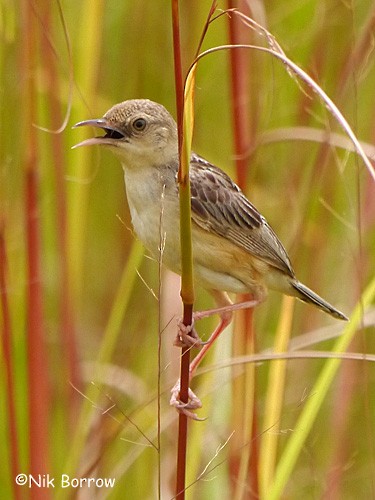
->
[{"left": 123, "top": 163, "right": 272, "bottom": 299}]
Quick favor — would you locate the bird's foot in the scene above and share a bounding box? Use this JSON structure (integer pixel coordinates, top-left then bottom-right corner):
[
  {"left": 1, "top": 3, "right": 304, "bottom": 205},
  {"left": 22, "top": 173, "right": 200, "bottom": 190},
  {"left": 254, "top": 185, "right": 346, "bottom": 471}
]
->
[
  {"left": 174, "top": 318, "right": 207, "bottom": 348},
  {"left": 170, "top": 381, "right": 205, "bottom": 421}
]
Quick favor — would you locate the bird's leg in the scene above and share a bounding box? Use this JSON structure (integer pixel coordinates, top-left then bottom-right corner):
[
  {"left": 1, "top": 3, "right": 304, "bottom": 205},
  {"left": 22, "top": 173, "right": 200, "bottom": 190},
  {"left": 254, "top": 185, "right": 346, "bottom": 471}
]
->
[
  {"left": 174, "top": 291, "right": 258, "bottom": 348},
  {"left": 171, "top": 290, "right": 258, "bottom": 418}
]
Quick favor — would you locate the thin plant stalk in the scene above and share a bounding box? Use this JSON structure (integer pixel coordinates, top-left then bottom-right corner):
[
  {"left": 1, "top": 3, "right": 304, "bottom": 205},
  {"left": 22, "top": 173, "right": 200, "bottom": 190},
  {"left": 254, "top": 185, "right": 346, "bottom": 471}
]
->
[
  {"left": 40, "top": 0, "right": 80, "bottom": 416},
  {"left": 176, "top": 6, "right": 219, "bottom": 496},
  {"left": 66, "top": 0, "right": 105, "bottom": 304},
  {"left": 0, "top": 226, "right": 21, "bottom": 500},
  {"left": 172, "top": 4, "right": 220, "bottom": 496},
  {"left": 22, "top": 0, "right": 51, "bottom": 483},
  {"left": 171, "top": 1, "right": 194, "bottom": 497},
  {"left": 226, "top": 3, "right": 259, "bottom": 497},
  {"left": 258, "top": 296, "right": 294, "bottom": 497}
]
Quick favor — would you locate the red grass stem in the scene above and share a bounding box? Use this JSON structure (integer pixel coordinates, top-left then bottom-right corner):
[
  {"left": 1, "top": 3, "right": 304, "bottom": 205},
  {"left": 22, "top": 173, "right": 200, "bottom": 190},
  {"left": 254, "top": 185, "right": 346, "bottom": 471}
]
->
[
  {"left": 23, "top": 2, "right": 51, "bottom": 495},
  {"left": 172, "top": 1, "right": 191, "bottom": 498},
  {"left": 40, "top": 0, "right": 80, "bottom": 421},
  {"left": 227, "top": 3, "right": 258, "bottom": 496},
  {"left": 0, "top": 226, "right": 22, "bottom": 500}
]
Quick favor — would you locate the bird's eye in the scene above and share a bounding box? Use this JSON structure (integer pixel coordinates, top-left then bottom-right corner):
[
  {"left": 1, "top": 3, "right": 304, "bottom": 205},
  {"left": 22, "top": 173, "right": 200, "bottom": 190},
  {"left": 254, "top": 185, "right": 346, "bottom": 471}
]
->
[{"left": 132, "top": 118, "right": 147, "bottom": 131}]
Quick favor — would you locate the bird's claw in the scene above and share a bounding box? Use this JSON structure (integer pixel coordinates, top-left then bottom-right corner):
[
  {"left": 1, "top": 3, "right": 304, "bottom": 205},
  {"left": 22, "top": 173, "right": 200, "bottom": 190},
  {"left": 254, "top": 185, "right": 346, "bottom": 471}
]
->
[
  {"left": 174, "top": 319, "right": 207, "bottom": 348},
  {"left": 170, "top": 382, "right": 206, "bottom": 421}
]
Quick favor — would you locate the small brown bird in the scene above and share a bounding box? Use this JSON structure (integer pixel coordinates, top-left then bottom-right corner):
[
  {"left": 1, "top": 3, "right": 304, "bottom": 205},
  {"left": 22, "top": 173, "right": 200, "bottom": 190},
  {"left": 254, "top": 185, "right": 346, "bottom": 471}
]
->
[{"left": 74, "top": 99, "right": 347, "bottom": 413}]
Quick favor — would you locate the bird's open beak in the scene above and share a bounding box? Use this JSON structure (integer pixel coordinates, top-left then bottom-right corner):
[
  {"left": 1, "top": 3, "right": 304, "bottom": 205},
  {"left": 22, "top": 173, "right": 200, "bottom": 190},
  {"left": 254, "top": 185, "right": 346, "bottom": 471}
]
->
[{"left": 72, "top": 119, "right": 126, "bottom": 149}]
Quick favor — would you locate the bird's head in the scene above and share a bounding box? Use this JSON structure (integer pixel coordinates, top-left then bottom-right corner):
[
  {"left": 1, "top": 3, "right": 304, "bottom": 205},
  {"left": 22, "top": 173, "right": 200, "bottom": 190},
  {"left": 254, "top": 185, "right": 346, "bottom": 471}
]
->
[{"left": 73, "top": 99, "right": 178, "bottom": 167}]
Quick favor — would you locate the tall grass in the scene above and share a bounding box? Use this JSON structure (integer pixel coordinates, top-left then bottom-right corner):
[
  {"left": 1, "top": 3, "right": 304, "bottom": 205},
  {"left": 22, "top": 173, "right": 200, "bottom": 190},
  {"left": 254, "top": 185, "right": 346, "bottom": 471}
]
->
[{"left": 1, "top": 1, "right": 375, "bottom": 498}]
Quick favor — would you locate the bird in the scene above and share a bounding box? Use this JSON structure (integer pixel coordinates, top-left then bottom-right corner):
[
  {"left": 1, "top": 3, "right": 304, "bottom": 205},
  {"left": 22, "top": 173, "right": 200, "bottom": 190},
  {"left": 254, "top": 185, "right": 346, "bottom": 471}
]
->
[{"left": 74, "top": 98, "right": 348, "bottom": 415}]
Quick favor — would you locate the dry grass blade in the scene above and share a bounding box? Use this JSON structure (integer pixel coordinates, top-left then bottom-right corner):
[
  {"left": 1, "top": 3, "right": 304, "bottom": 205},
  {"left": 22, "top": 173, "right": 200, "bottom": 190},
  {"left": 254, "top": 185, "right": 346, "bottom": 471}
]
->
[{"left": 190, "top": 42, "right": 375, "bottom": 181}]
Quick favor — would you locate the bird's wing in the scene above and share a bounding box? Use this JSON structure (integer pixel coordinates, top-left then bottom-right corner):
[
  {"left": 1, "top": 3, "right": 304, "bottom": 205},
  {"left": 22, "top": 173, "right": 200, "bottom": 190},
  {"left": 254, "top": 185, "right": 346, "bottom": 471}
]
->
[{"left": 189, "top": 154, "right": 295, "bottom": 277}]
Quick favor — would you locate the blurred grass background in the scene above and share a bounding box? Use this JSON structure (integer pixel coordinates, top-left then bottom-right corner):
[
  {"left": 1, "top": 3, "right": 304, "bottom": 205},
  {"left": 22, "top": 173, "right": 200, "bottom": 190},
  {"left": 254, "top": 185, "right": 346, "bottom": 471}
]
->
[{"left": 1, "top": 0, "right": 375, "bottom": 498}]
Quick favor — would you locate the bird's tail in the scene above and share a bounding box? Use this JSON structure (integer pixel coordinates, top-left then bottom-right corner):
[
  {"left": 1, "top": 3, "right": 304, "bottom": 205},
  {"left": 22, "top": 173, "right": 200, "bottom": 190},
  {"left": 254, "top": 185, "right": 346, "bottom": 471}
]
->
[{"left": 291, "top": 281, "right": 348, "bottom": 321}]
